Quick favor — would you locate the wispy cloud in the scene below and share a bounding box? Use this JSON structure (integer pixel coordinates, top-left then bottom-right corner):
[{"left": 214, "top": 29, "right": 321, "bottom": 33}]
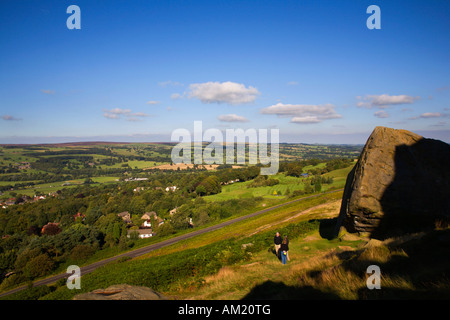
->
[
  {"left": 158, "top": 80, "right": 184, "bottom": 87},
  {"left": 374, "top": 110, "right": 390, "bottom": 118},
  {"left": 261, "top": 102, "right": 342, "bottom": 124},
  {"left": 408, "top": 112, "right": 448, "bottom": 120},
  {"left": 2, "top": 115, "right": 22, "bottom": 121},
  {"left": 357, "top": 94, "right": 420, "bottom": 109},
  {"left": 436, "top": 86, "right": 449, "bottom": 93},
  {"left": 188, "top": 81, "right": 260, "bottom": 105},
  {"left": 217, "top": 114, "right": 249, "bottom": 123},
  {"left": 171, "top": 93, "right": 185, "bottom": 100},
  {"left": 430, "top": 121, "right": 447, "bottom": 127},
  {"left": 420, "top": 112, "right": 443, "bottom": 118},
  {"left": 40, "top": 89, "right": 55, "bottom": 95},
  {"left": 287, "top": 81, "right": 299, "bottom": 86},
  {"left": 102, "top": 108, "right": 150, "bottom": 121},
  {"left": 146, "top": 100, "right": 160, "bottom": 105}
]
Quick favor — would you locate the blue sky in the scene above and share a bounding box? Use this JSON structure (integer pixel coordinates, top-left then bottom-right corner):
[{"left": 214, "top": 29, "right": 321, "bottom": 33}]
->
[{"left": 0, "top": 0, "right": 449, "bottom": 144}]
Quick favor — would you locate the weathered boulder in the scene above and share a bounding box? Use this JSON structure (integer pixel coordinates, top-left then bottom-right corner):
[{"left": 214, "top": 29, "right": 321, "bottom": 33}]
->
[
  {"left": 335, "top": 126, "right": 450, "bottom": 239},
  {"left": 72, "top": 284, "right": 169, "bottom": 300}
]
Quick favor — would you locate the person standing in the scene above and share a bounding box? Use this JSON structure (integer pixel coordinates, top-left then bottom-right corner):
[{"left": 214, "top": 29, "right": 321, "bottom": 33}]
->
[
  {"left": 274, "top": 232, "right": 282, "bottom": 259},
  {"left": 285, "top": 235, "right": 290, "bottom": 261},
  {"left": 280, "top": 236, "right": 289, "bottom": 265}
]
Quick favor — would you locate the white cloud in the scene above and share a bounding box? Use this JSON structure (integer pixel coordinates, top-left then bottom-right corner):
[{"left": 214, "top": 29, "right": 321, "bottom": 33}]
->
[
  {"left": 105, "top": 108, "right": 132, "bottom": 115},
  {"left": 290, "top": 116, "right": 322, "bottom": 124},
  {"left": 420, "top": 112, "right": 442, "bottom": 118},
  {"left": 217, "top": 114, "right": 249, "bottom": 123},
  {"left": 260, "top": 103, "right": 342, "bottom": 124},
  {"left": 357, "top": 94, "right": 420, "bottom": 109},
  {"left": 189, "top": 81, "right": 260, "bottom": 105},
  {"left": 374, "top": 110, "right": 390, "bottom": 118},
  {"left": 171, "top": 93, "right": 185, "bottom": 100},
  {"left": 103, "top": 113, "right": 120, "bottom": 119},
  {"left": 287, "top": 81, "right": 299, "bottom": 86},
  {"left": 146, "top": 100, "right": 160, "bottom": 105}
]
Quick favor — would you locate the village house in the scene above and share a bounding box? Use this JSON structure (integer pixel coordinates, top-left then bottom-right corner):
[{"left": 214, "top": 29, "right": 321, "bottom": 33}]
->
[
  {"left": 165, "top": 186, "right": 177, "bottom": 192},
  {"left": 117, "top": 211, "right": 132, "bottom": 224},
  {"left": 127, "top": 228, "right": 153, "bottom": 239},
  {"left": 142, "top": 219, "right": 152, "bottom": 228},
  {"left": 124, "top": 177, "right": 149, "bottom": 182},
  {"left": 221, "top": 179, "right": 240, "bottom": 185},
  {"left": 34, "top": 195, "right": 46, "bottom": 201},
  {"left": 140, "top": 211, "right": 164, "bottom": 228}
]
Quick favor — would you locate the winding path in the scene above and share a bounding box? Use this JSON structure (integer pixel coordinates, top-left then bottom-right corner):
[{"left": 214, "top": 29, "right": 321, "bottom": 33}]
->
[{"left": 0, "top": 189, "right": 342, "bottom": 298}]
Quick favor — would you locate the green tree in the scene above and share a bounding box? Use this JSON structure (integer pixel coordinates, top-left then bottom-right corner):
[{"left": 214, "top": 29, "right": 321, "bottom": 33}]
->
[
  {"left": 304, "top": 183, "right": 314, "bottom": 194},
  {"left": 23, "top": 254, "right": 55, "bottom": 279},
  {"left": 112, "top": 222, "right": 122, "bottom": 241},
  {"left": 195, "top": 185, "right": 207, "bottom": 196},
  {"left": 70, "top": 244, "right": 94, "bottom": 261},
  {"left": 314, "top": 178, "right": 322, "bottom": 192}
]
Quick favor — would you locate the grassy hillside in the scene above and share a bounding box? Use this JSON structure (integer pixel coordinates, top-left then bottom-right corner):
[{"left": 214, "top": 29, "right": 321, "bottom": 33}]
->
[
  {"left": 4, "top": 189, "right": 449, "bottom": 300},
  {"left": 204, "top": 164, "right": 354, "bottom": 202}
]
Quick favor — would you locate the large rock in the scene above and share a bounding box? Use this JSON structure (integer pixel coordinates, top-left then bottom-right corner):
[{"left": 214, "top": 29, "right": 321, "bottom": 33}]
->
[
  {"left": 73, "top": 284, "right": 169, "bottom": 300},
  {"left": 335, "top": 126, "right": 450, "bottom": 239}
]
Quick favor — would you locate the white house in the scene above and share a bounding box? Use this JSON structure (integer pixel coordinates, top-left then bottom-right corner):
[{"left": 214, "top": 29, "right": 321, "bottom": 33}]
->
[
  {"left": 127, "top": 229, "right": 153, "bottom": 239},
  {"left": 142, "top": 219, "right": 152, "bottom": 228}
]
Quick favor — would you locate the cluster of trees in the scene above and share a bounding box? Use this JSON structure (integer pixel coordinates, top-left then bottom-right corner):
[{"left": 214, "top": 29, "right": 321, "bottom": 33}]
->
[
  {"left": 278, "top": 143, "right": 361, "bottom": 160},
  {"left": 0, "top": 165, "right": 267, "bottom": 290},
  {"left": 279, "top": 158, "right": 354, "bottom": 177},
  {"left": 247, "top": 175, "right": 279, "bottom": 188},
  {"left": 194, "top": 176, "right": 221, "bottom": 196}
]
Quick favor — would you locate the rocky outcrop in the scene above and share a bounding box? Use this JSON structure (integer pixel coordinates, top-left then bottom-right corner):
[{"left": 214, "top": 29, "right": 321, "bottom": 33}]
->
[
  {"left": 72, "top": 284, "right": 169, "bottom": 300},
  {"left": 335, "top": 126, "right": 450, "bottom": 239}
]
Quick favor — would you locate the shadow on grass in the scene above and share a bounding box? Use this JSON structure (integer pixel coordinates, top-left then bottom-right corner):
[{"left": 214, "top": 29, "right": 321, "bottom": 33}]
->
[
  {"left": 242, "top": 280, "right": 340, "bottom": 300},
  {"left": 318, "top": 218, "right": 338, "bottom": 240}
]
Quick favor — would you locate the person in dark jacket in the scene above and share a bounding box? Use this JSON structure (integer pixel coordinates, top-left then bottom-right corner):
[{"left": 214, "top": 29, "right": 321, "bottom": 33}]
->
[
  {"left": 274, "top": 232, "right": 282, "bottom": 258},
  {"left": 280, "top": 236, "right": 289, "bottom": 264}
]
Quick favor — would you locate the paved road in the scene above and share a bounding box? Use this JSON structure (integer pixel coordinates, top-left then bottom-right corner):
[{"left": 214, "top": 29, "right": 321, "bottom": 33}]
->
[{"left": 0, "top": 189, "right": 342, "bottom": 298}]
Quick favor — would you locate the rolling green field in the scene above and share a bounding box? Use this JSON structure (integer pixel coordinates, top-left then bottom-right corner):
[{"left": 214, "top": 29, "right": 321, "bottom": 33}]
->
[
  {"left": 0, "top": 143, "right": 360, "bottom": 200},
  {"left": 204, "top": 164, "right": 353, "bottom": 202}
]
